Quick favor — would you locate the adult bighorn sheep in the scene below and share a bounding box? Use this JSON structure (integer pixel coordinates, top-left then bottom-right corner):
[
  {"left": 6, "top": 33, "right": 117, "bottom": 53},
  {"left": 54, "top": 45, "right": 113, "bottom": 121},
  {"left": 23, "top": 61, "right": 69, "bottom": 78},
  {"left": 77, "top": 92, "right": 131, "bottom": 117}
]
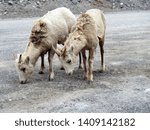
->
[
  {"left": 53, "top": 9, "right": 106, "bottom": 81},
  {"left": 15, "top": 7, "right": 76, "bottom": 84}
]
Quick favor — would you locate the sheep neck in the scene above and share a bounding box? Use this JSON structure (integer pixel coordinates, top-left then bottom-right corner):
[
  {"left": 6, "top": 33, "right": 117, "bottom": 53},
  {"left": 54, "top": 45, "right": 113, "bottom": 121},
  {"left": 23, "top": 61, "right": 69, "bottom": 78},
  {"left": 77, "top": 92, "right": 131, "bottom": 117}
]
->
[
  {"left": 23, "top": 43, "right": 41, "bottom": 66},
  {"left": 73, "top": 39, "right": 86, "bottom": 56}
]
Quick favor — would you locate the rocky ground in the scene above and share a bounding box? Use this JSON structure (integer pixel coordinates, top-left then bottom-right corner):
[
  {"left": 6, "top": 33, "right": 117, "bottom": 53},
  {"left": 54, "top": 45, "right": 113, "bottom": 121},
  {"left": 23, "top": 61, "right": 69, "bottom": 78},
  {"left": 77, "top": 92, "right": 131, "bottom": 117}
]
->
[
  {"left": 0, "top": 0, "right": 150, "bottom": 18},
  {"left": 0, "top": 11, "right": 150, "bottom": 112}
]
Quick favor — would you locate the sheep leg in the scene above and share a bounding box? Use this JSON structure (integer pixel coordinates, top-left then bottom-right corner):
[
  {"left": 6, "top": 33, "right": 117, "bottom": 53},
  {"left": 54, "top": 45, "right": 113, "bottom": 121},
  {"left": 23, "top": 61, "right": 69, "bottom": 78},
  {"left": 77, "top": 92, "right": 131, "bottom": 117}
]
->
[
  {"left": 39, "top": 54, "right": 45, "bottom": 74},
  {"left": 99, "top": 37, "right": 105, "bottom": 72},
  {"left": 88, "top": 49, "right": 94, "bottom": 81},
  {"left": 48, "top": 50, "right": 55, "bottom": 81},
  {"left": 78, "top": 52, "right": 82, "bottom": 69},
  {"left": 82, "top": 50, "right": 88, "bottom": 80}
]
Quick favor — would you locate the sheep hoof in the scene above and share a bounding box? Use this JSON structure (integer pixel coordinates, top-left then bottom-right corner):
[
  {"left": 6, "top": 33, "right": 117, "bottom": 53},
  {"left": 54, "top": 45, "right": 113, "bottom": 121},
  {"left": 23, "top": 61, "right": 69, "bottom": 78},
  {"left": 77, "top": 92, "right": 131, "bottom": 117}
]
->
[
  {"left": 49, "top": 78, "right": 53, "bottom": 81},
  {"left": 78, "top": 65, "right": 82, "bottom": 69},
  {"left": 99, "top": 69, "right": 105, "bottom": 73},
  {"left": 87, "top": 75, "right": 93, "bottom": 82},
  {"left": 60, "top": 67, "right": 64, "bottom": 70},
  {"left": 83, "top": 75, "right": 88, "bottom": 80},
  {"left": 49, "top": 72, "right": 54, "bottom": 81},
  {"left": 87, "top": 80, "right": 92, "bottom": 84},
  {"left": 99, "top": 65, "right": 106, "bottom": 72},
  {"left": 48, "top": 77, "right": 54, "bottom": 81},
  {"left": 87, "top": 78, "right": 93, "bottom": 82},
  {"left": 39, "top": 71, "right": 44, "bottom": 74}
]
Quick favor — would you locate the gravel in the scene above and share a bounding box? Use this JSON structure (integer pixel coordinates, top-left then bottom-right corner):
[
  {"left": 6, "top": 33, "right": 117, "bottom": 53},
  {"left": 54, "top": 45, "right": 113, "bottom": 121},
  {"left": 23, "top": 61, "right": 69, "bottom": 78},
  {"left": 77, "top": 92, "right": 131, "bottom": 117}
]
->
[
  {"left": 0, "top": 0, "right": 150, "bottom": 18},
  {"left": 0, "top": 11, "right": 150, "bottom": 112}
]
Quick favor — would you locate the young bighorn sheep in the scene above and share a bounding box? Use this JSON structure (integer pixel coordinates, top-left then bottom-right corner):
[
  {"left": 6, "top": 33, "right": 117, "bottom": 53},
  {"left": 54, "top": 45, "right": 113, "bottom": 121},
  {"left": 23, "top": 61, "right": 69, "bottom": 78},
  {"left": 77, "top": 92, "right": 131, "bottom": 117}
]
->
[
  {"left": 53, "top": 9, "right": 106, "bottom": 81},
  {"left": 15, "top": 7, "right": 76, "bottom": 84}
]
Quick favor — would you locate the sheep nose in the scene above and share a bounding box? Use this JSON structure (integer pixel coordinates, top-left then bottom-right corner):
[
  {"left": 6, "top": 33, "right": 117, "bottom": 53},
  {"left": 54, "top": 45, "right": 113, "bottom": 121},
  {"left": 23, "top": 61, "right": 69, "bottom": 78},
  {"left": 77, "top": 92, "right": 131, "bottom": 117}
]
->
[
  {"left": 68, "top": 71, "right": 73, "bottom": 75},
  {"left": 20, "top": 80, "right": 26, "bottom": 84},
  {"left": 68, "top": 72, "right": 71, "bottom": 75},
  {"left": 67, "top": 59, "right": 71, "bottom": 64},
  {"left": 20, "top": 81, "right": 24, "bottom": 84}
]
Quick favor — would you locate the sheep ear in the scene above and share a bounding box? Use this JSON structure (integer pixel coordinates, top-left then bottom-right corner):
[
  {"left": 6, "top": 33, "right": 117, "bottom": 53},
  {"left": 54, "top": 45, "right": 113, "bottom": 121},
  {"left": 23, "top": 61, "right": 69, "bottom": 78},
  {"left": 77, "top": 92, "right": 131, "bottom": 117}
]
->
[
  {"left": 74, "top": 36, "right": 81, "bottom": 41},
  {"left": 25, "top": 56, "right": 30, "bottom": 64},
  {"left": 18, "top": 54, "right": 22, "bottom": 63},
  {"left": 71, "top": 46, "right": 73, "bottom": 52},
  {"left": 63, "top": 47, "right": 66, "bottom": 53},
  {"left": 61, "top": 47, "right": 66, "bottom": 57},
  {"left": 71, "top": 25, "right": 75, "bottom": 32},
  {"left": 77, "top": 36, "right": 81, "bottom": 40},
  {"left": 40, "top": 21, "right": 46, "bottom": 27},
  {"left": 77, "top": 26, "right": 83, "bottom": 32},
  {"left": 68, "top": 46, "right": 73, "bottom": 54}
]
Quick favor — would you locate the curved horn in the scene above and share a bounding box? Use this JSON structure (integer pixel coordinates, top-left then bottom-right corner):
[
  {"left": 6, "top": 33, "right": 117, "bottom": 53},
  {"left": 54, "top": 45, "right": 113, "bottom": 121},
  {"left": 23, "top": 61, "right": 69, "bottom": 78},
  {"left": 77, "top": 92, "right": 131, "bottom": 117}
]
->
[
  {"left": 52, "top": 45, "right": 61, "bottom": 57},
  {"left": 25, "top": 56, "right": 30, "bottom": 64},
  {"left": 18, "top": 54, "right": 22, "bottom": 63}
]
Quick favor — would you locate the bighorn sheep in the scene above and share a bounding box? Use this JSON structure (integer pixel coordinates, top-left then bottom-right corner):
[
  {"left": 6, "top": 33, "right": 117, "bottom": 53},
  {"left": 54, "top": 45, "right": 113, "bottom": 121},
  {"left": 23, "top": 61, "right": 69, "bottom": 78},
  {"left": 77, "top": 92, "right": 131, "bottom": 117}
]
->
[
  {"left": 54, "top": 9, "right": 106, "bottom": 81},
  {"left": 15, "top": 7, "right": 76, "bottom": 84}
]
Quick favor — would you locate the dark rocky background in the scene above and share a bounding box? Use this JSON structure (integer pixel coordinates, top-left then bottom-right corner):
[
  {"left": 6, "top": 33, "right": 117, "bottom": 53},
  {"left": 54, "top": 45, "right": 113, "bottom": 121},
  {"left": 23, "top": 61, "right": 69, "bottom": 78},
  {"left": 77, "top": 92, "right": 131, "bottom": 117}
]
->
[{"left": 0, "top": 0, "right": 150, "bottom": 18}]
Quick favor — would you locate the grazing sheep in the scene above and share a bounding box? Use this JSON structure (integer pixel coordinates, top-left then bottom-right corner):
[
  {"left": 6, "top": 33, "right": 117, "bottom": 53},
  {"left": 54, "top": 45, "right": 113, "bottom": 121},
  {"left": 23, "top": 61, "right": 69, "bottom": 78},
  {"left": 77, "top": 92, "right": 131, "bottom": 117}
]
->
[
  {"left": 15, "top": 7, "right": 76, "bottom": 84},
  {"left": 53, "top": 9, "right": 106, "bottom": 81}
]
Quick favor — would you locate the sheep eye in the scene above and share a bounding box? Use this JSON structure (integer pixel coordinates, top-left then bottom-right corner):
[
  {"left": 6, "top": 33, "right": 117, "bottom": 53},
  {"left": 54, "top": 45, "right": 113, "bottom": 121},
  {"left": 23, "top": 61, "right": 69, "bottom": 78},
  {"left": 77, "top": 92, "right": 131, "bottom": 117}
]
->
[
  {"left": 21, "top": 68, "right": 26, "bottom": 72},
  {"left": 66, "top": 59, "right": 71, "bottom": 64}
]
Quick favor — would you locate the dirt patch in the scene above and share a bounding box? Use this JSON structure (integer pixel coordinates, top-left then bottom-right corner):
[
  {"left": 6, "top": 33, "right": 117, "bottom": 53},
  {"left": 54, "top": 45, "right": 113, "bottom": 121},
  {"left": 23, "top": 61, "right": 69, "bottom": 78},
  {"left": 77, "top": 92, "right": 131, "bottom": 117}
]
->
[{"left": 0, "top": 0, "right": 150, "bottom": 18}]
